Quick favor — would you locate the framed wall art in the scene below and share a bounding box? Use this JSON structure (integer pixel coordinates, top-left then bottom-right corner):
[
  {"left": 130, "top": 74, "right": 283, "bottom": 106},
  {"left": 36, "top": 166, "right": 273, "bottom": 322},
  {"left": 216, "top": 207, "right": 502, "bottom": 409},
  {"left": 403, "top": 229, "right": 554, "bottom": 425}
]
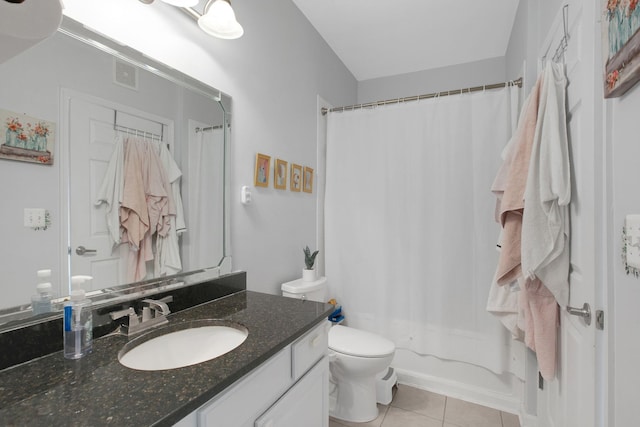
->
[
  {"left": 274, "top": 158, "right": 288, "bottom": 190},
  {"left": 254, "top": 153, "right": 271, "bottom": 188},
  {"left": 603, "top": 0, "right": 640, "bottom": 98},
  {"left": 1, "top": 109, "right": 55, "bottom": 165},
  {"left": 303, "top": 166, "right": 314, "bottom": 193},
  {"left": 290, "top": 163, "right": 302, "bottom": 192}
]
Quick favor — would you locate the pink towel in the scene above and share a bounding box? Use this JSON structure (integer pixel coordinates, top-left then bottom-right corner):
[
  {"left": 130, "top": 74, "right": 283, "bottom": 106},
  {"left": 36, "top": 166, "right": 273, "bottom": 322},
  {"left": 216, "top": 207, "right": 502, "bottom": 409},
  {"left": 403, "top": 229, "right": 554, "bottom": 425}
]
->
[
  {"left": 120, "top": 138, "right": 149, "bottom": 251},
  {"left": 520, "top": 277, "right": 558, "bottom": 380},
  {"left": 495, "top": 76, "right": 543, "bottom": 286}
]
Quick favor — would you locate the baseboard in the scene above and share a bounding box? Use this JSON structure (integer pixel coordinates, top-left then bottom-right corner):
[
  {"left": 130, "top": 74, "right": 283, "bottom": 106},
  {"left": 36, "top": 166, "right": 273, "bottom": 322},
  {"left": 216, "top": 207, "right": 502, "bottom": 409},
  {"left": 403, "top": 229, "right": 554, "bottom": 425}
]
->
[
  {"left": 520, "top": 412, "right": 538, "bottom": 427},
  {"left": 395, "top": 367, "right": 522, "bottom": 415}
]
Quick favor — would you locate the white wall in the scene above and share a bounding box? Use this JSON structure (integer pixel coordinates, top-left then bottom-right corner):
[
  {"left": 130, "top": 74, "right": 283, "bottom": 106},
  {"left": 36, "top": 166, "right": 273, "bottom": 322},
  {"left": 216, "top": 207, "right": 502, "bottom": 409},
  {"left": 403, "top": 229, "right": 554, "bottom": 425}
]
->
[
  {"left": 608, "top": 62, "right": 640, "bottom": 427},
  {"left": 58, "top": 0, "right": 357, "bottom": 297},
  {"left": 357, "top": 56, "right": 506, "bottom": 104}
]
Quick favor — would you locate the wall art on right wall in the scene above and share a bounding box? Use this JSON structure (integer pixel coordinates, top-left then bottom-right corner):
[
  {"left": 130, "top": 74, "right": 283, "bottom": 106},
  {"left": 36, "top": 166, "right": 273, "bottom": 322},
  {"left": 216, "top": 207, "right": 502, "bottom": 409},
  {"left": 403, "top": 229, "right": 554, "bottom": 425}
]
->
[
  {"left": 303, "top": 166, "right": 314, "bottom": 193},
  {"left": 602, "top": 0, "right": 640, "bottom": 98},
  {"left": 290, "top": 163, "right": 302, "bottom": 192}
]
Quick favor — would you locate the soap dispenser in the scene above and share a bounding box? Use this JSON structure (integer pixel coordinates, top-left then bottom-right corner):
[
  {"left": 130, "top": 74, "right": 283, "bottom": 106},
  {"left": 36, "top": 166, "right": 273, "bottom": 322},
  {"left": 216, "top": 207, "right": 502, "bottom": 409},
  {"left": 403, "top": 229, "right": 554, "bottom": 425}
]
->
[
  {"left": 63, "top": 275, "right": 93, "bottom": 359},
  {"left": 31, "top": 269, "right": 53, "bottom": 315}
]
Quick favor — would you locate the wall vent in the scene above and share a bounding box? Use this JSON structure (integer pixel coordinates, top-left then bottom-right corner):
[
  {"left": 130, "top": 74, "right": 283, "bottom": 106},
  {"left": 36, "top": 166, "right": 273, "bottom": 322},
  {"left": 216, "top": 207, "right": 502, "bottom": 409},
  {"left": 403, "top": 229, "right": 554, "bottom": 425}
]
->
[{"left": 113, "top": 59, "right": 138, "bottom": 90}]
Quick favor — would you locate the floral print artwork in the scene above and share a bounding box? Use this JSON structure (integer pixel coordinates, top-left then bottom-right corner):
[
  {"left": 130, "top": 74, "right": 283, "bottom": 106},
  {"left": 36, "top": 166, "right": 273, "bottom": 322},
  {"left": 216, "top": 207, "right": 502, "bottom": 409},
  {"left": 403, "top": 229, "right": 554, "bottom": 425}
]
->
[
  {"left": 603, "top": 0, "right": 640, "bottom": 97},
  {"left": 0, "top": 109, "right": 55, "bottom": 165}
]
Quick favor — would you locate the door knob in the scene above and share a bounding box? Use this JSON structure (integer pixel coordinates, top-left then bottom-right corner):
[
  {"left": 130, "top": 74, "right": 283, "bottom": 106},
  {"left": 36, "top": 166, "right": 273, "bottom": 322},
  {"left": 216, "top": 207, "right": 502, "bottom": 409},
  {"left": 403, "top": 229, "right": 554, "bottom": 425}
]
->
[
  {"left": 75, "top": 246, "right": 97, "bottom": 256},
  {"left": 566, "top": 302, "right": 591, "bottom": 326}
]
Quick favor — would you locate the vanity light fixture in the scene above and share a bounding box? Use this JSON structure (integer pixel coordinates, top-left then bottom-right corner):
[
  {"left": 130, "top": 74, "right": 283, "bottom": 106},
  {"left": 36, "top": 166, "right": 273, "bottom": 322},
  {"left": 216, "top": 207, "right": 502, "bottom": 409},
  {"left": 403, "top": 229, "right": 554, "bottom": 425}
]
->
[
  {"left": 197, "top": 0, "right": 244, "bottom": 39},
  {"left": 143, "top": 0, "right": 244, "bottom": 40},
  {"left": 139, "top": 0, "right": 198, "bottom": 6},
  {"left": 161, "top": 0, "right": 198, "bottom": 6}
]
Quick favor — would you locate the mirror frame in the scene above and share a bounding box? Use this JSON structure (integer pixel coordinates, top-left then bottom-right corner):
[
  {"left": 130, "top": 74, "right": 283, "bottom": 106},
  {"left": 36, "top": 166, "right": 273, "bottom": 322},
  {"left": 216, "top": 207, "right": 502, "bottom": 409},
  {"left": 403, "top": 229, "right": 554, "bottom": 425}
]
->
[{"left": 0, "top": 16, "right": 232, "bottom": 331}]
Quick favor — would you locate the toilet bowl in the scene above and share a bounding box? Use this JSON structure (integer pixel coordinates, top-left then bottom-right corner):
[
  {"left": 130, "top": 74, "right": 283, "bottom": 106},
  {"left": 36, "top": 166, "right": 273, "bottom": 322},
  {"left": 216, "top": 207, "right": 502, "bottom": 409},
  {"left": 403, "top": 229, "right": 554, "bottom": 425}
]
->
[
  {"left": 281, "top": 277, "right": 396, "bottom": 423},
  {"left": 328, "top": 325, "right": 395, "bottom": 422}
]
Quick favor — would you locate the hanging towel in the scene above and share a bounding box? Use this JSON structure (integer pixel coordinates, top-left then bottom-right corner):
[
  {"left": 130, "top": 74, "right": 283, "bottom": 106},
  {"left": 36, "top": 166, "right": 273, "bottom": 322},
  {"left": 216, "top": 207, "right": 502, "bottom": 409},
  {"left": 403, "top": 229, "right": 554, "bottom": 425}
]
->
[
  {"left": 155, "top": 143, "right": 185, "bottom": 276},
  {"left": 520, "top": 277, "right": 559, "bottom": 380},
  {"left": 494, "top": 75, "right": 544, "bottom": 286},
  {"left": 487, "top": 229, "right": 523, "bottom": 339},
  {"left": 120, "top": 138, "right": 149, "bottom": 252},
  {"left": 95, "top": 136, "right": 124, "bottom": 248},
  {"left": 521, "top": 61, "right": 571, "bottom": 308}
]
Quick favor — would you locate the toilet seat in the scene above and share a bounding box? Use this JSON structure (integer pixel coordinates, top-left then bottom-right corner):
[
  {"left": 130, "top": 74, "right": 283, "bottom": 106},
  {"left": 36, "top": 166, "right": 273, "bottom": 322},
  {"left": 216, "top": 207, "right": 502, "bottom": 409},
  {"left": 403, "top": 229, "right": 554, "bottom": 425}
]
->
[{"left": 329, "top": 325, "right": 395, "bottom": 358}]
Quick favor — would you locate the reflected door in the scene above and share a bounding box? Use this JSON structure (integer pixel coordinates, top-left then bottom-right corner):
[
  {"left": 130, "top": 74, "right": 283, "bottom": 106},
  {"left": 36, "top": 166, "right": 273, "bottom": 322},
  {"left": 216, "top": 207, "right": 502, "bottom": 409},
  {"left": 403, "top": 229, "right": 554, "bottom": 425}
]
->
[
  {"left": 67, "top": 95, "right": 168, "bottom": 292},
  {"left": 68, "top": 96, "right": 126, "bottom": 292}
]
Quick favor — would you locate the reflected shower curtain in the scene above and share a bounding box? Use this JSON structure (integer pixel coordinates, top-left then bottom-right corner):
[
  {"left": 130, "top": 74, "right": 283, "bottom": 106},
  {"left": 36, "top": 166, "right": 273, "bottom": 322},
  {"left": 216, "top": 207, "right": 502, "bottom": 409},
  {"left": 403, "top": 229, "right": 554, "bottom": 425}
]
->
[
  {"left": 325, "top": 86, "right": 518, "bottom": 374},
  {"left": 188, "top": 125, "right": 225, "bottom": 268}
]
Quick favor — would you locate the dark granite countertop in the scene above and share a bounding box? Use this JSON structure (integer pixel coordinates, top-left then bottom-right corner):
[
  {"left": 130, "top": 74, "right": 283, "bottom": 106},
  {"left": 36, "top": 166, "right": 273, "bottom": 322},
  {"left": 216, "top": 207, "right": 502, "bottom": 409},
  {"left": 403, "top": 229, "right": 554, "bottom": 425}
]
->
[{"left": 0, "top": 291, "right": 333, "bottom": 426}]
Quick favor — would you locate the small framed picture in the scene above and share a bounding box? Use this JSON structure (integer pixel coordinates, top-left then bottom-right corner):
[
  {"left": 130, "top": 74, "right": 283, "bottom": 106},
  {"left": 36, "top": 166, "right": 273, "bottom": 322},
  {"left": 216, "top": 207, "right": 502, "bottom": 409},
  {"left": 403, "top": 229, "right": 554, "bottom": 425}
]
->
[
  {"left": 254, "top": 153, "right": 271, "bottom": 188},
  {"left": 274, "top": 158, "right": 288, "bottom": 190},
  {"left": 303, "top": 166, "right": 314, "bottom": 193},
  {"left": 290, "top": 163, "right": 302, "bottom": 192}
]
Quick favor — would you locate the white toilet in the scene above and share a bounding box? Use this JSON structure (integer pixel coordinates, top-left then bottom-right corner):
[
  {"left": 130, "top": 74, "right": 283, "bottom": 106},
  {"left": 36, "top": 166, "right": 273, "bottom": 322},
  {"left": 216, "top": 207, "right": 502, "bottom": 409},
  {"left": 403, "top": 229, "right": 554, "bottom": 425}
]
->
[{"left": 281, "top": 277, "right": 396, "bottom": 423}]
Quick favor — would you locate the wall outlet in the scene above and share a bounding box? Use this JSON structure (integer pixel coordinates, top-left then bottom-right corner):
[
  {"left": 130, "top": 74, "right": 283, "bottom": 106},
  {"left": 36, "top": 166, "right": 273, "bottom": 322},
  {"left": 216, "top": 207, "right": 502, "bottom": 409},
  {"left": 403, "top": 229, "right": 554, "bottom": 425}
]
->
[
  {"left": 625, "top": 215, "right": 640, "bottom": 269},
  {"left": 24, "top": 208, "right": 46, "bottom": 228}
]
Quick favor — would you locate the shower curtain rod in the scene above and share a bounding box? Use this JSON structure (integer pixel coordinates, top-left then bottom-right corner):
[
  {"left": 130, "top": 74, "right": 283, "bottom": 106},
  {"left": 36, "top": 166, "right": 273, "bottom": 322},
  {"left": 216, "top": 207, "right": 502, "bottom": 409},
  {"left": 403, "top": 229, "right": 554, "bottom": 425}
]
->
[
  {"left": 321, "top": 77, "right": 523, "bottom": 116},
  {"left": 195, "top": 124, "right": 226, "bottom": 132}
]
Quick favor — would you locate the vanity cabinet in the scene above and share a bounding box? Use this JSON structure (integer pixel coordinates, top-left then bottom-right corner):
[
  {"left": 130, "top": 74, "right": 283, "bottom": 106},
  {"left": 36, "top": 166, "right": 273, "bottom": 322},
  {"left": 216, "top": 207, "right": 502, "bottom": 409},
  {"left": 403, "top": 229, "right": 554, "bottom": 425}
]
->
[{"left": 175, "top": 321, "right": 329, "bottom": 427}]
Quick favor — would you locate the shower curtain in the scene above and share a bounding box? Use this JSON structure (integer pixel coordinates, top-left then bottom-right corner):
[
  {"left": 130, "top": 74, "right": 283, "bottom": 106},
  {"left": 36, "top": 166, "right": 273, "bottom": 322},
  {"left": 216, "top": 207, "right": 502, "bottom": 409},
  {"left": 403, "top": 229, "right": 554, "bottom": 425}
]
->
[
  {"left": 325, "top": 86, "right": 519, "bottom": 374},
  {"left": 188, "top": 124, "right": 225, "bottom": 268}
]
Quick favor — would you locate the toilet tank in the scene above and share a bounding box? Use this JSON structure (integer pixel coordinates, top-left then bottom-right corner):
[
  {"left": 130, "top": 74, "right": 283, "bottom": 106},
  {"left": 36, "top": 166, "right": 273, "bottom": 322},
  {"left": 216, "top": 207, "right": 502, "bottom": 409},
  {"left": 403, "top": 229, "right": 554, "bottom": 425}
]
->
[{"left": 281, "top": 277, "right": 327, "bottom": 303}]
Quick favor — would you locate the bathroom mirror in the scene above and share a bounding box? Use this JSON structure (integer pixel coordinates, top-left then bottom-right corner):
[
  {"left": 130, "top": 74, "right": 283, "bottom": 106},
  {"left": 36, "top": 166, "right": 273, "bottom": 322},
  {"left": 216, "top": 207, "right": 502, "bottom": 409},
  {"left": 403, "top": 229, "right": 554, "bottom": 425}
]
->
[{"left": 0, "top": 17, "right": 231, "bottom": 324}]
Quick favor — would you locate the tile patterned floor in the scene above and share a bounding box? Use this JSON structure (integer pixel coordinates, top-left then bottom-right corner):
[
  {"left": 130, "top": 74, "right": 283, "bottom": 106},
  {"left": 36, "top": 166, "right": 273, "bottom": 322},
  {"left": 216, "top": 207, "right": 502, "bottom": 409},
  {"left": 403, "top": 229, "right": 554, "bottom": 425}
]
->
[{"left": 329, "top": 384, "right": 521, "bottom": 427}]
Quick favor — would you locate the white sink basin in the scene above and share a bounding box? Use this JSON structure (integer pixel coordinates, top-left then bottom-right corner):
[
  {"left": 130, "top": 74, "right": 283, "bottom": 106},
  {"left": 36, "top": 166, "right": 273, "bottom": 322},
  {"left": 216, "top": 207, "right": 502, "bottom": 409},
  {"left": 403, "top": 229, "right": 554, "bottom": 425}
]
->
[{"left": 119, "top": 320, "right": 248, "bottom": 371}]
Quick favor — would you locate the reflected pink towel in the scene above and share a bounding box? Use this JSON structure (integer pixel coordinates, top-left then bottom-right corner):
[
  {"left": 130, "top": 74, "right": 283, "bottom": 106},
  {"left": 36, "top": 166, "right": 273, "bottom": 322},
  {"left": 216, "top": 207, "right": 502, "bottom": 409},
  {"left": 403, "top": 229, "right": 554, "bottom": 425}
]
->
[{"left": 520, "top": 277, "right": 558, "bottom": 380}]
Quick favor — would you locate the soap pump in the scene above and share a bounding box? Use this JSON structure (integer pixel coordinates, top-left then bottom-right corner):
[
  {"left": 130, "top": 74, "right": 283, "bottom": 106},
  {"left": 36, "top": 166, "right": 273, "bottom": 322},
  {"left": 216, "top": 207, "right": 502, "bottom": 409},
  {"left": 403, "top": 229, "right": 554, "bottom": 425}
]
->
[
  {"left": 31, "top": 269, "right": 53, "bottom": 315},
  {"left": 63, "top": 275, "right": 93, "bottom": 359}
]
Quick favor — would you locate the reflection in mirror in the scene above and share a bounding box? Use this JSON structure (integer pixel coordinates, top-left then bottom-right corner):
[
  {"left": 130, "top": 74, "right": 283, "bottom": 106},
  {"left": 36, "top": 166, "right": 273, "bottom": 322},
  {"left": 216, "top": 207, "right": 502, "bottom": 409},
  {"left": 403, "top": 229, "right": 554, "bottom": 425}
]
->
[{"left": 0, "top": 17, "right": 231, "bottom": 324}]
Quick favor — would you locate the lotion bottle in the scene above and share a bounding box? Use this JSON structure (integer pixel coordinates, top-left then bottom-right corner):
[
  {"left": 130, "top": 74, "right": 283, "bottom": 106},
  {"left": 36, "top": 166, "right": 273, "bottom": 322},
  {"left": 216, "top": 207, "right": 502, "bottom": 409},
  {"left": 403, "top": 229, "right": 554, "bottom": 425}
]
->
[
  {"left": 31, "top": 282, "right": 53, "bottom": 315},
  {"left": 63, "top": 275, "right": 93, "bottom": 359}
]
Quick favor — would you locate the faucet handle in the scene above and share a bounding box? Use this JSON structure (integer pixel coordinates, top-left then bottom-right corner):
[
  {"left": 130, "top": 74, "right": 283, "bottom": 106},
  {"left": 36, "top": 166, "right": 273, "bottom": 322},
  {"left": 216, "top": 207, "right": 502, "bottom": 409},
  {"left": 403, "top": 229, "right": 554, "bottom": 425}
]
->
[
  {"left": 142, "top": 296, "right": 173, "bottom": 316},
  {"left": 109, "top": 307, "right": 139, "bottom": 327}
]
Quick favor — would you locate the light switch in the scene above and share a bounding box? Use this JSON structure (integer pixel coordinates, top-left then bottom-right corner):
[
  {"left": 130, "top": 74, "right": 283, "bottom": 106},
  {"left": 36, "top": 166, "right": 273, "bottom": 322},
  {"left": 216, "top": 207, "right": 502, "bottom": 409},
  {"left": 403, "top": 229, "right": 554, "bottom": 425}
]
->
[
  {"left": 625, "top": 215, "right": 640, "bottom": 269},
  {"left": 24, "top": 208, "right": 46, "bottom": 228},
  {"left": 241, "top": 186, "right": 252, "bottom": 205}
]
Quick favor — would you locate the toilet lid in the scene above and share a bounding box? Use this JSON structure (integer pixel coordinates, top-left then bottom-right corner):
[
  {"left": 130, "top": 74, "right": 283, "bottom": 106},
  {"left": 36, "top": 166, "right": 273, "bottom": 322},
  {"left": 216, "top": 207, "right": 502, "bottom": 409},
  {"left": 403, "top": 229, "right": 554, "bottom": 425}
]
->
[{"left": 328, "top": 325, "right": 395, "bottom": 358}]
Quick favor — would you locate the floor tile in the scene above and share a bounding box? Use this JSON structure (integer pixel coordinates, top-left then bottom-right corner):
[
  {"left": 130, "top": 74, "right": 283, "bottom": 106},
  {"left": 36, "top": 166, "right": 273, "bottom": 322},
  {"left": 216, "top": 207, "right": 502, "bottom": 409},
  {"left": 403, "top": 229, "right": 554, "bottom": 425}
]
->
[
  {"left": 330, "top": 404, "right": 389, "bottom": 427},
  {"left": 501, "top": 411, "right": 521, "bottom": 427},
  {"left": 444, "top": 397, "right": 502, "bottom": 427},
  {"left": 330, "top": 419, "right": 347, "bottom": 427},
  {"left": 381, "top": 407, "right": 442, "bottom": 427},
  {"left": 390, "top": 384, "right": 446, "bottom": 420}
]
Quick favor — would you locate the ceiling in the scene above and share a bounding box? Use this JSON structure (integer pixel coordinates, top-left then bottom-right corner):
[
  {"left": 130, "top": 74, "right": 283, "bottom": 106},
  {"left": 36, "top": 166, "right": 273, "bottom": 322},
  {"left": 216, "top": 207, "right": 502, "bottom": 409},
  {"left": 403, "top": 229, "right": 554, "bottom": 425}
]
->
[{"left": 291, "top": 0, "right": 521, "bottom": 82}]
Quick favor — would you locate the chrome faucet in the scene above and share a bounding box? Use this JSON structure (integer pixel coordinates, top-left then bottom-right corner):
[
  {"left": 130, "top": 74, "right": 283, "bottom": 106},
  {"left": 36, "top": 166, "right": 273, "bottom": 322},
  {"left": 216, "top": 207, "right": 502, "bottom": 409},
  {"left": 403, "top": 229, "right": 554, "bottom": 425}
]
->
[{"left": 110, "top": 295, "right": 173, "bottom": 336}]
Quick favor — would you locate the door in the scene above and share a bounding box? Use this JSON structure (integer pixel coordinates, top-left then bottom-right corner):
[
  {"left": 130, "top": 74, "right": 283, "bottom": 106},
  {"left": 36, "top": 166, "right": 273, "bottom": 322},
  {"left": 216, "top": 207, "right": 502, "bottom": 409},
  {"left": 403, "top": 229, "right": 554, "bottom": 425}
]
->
[
  {"left": 536, "top": 1, "right": 602, "bottom": 426},
  {"left": 66, "top": 94, "right": 166, "bottom": 292},
  {"left": 254, "top": 357, "right": 329, "bottom": 427}
]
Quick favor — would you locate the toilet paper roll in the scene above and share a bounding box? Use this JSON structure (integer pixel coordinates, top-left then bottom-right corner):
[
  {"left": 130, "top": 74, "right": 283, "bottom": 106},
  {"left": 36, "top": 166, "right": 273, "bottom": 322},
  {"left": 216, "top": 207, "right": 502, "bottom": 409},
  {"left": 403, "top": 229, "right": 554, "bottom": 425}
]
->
[{"left": 0, "top": 0, "right": 64, "bottom": 64}]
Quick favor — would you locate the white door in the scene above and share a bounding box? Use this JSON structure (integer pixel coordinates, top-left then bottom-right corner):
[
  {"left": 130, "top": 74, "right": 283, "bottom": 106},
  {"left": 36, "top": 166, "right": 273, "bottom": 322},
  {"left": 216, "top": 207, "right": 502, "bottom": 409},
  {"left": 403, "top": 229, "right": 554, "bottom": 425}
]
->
[
  {"left": 254, "top": 357, "right": 329, "bottom": 427},
  {"left": 66, "top": 94, "right": 166, "bottom": 292},
  {"left": 536, "top": 1, "right": 602, "bottom": 426}
]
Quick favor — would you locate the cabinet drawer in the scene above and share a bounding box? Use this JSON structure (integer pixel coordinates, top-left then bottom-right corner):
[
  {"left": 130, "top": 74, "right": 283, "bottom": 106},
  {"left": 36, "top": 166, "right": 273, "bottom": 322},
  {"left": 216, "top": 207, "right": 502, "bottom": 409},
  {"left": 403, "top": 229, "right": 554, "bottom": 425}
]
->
[
  {"left": 198, "top": 347, "right": 292, "bottom": 427},
  {"left": 291, "top": 321, "right": 328, "bottom": 381}
]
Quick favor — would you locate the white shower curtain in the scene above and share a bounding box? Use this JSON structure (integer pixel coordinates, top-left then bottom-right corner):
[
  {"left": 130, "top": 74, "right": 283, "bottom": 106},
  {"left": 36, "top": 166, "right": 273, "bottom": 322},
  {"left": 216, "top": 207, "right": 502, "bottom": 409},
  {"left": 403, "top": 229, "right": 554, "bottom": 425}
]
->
[
  {"left": 325, "top": 86, "right": 519, "bottom": 374},
  {"left": 188, "top": 125, "right": 225, "bottom": 268}
]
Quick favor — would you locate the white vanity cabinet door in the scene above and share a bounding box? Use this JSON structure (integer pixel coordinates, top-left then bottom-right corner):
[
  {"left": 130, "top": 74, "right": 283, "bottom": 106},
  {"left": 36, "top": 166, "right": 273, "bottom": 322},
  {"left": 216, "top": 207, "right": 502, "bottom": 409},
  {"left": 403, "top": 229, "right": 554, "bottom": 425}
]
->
[
  {"left": 197, "top": 347, "right": 292, "bottom": 427},
  {"left": 291, "top": 321, "right": 329, "bottom": 381},
  {"left": 254, "top": 356, "right": 329, "bottom": 427}
]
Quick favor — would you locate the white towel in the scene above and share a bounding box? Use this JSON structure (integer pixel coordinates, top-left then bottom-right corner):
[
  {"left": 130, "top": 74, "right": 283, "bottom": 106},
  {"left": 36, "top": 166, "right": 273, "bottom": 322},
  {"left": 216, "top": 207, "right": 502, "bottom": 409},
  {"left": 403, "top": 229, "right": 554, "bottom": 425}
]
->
[
  {"left": 521, "top": 61, "right": 571, "bottom": 308},
  {"left": 95, "top": 136, "right": 125, "bottom": 248}
]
